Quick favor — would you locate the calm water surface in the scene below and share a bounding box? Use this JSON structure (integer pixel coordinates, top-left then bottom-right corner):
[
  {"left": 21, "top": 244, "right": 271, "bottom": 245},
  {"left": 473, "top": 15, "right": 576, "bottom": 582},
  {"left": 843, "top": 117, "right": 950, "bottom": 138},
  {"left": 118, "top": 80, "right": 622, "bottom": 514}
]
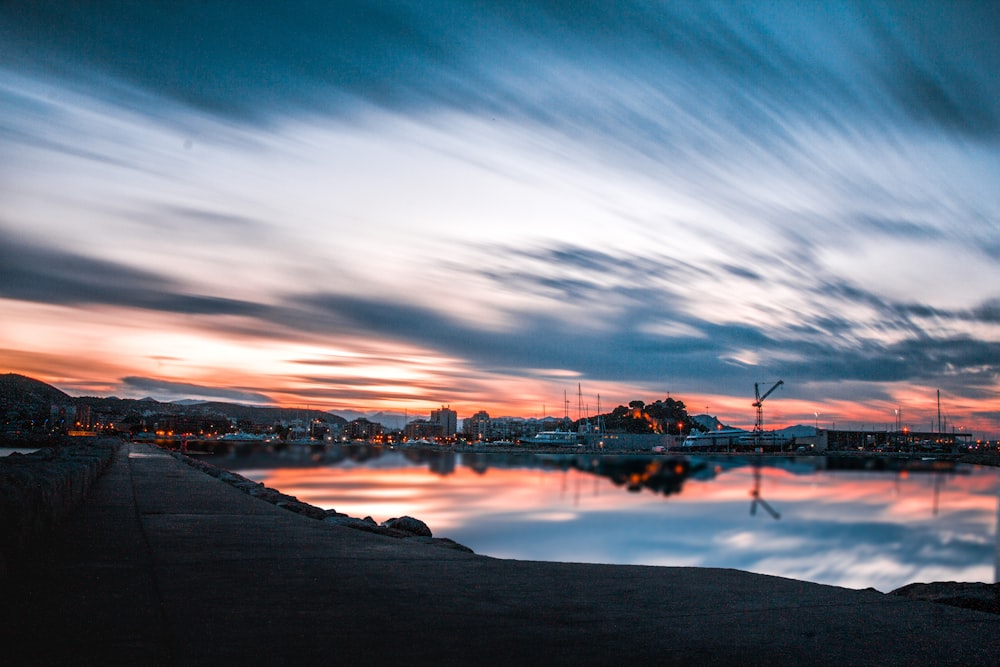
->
[{"left": 207, "top": 445, "right": 999, "bottom": 592}]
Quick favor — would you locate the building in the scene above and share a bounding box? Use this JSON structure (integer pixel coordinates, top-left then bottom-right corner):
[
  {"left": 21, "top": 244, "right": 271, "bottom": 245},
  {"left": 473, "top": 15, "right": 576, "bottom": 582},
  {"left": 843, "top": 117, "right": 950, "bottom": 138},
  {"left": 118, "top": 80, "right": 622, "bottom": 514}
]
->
[
  {"left": 430, "top": 405, "right": 457, "bottom": 437},
  {"left": 50, "top": 403, "right": 76, "bottom": 432},
  {"left": 405, "top": 419, "right": 443, "bottom": 440},
  {"left": 344, "top": 418, "right": 383, "bottom": 441},
  {"left": 464, "top": 410, "right": 491, "bottom": 440},
  {"left": 819, "top": 428, "right": 973, "bottom": 452}
]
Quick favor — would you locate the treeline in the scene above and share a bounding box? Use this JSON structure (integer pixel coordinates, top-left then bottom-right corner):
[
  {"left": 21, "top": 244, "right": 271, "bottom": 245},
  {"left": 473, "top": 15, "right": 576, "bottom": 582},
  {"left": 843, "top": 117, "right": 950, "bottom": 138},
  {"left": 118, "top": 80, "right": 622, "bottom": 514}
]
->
[{"left": 582, "top": 397, "right": 704, "bottom": 435}]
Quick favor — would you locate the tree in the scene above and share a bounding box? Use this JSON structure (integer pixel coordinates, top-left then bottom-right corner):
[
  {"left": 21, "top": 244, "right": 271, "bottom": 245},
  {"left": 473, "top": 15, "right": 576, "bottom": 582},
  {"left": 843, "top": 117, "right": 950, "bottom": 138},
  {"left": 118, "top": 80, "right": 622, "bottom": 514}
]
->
[{"left": 598, "top": 397, "right": 698, "bottom": 435}]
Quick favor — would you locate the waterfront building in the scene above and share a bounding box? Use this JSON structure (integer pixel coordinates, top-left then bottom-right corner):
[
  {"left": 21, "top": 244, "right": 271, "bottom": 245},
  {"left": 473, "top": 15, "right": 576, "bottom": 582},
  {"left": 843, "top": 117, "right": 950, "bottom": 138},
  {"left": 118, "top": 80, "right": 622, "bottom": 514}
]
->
[
  {"left": 405, "top": 419, "right": 443, "bottom": 440},
  {"left": 464, "top": 410, "right": 490, "bottom": 440},
  {"left": 430, "top": 406, "right": 457, "bottom": 437},
  {"left": 344, "top": 418, "right": 383, "bottom": 441}
]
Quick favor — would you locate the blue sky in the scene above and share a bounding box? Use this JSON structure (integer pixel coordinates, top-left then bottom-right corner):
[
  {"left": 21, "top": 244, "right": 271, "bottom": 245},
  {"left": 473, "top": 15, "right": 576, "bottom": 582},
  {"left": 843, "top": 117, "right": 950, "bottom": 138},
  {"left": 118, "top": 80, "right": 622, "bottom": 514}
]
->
[{"left": 1, "top": 2, "right": 998, "bottom": 435}]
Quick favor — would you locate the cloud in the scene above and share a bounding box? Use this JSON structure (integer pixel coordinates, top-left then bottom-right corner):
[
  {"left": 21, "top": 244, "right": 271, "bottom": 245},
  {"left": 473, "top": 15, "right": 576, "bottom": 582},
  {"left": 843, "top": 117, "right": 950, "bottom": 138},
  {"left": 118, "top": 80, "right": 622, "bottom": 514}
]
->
[
  {"left": 5, "top": 1, "right": 997, "bottom": 148},
  {"left": 280, "top": 381, "right": 469, "bottom": 406},
  {"left": 0, "top": 230, "right": 268, "bottom": 317},
  {"left": 970, "top": 300, "right": 1000, "bottom": 324},
  {"left": 150, "top": 205, "right": 271, "bottom": 233},
  {"left": 274, "top": 231, "right": 1000, "bottom": 402},
  {"left": 2, "top": 3, "right": 998, "bottom": 435},
  {"left": 866, "top": 4, "right": 1000, "bottom": 139},
  {"left": 1, "top": 1, "right": 460, "bottom": 122},
  {"left": 121, "top": 376, "right": 273, "bottom": 404},
  {"left": 7, "top": 211, "right": 992, "bottom": 409}
]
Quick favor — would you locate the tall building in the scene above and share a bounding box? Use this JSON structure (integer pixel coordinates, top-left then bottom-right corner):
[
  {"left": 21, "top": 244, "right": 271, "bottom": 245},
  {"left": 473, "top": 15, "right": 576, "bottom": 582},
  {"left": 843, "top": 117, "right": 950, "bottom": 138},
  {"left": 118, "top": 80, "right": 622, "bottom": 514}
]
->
[
  {"left": 465, "top": 410, "right": 490, "bottom": 440},
  {"left": 431, "top": 405, "right": 457, "bottom": 437}
]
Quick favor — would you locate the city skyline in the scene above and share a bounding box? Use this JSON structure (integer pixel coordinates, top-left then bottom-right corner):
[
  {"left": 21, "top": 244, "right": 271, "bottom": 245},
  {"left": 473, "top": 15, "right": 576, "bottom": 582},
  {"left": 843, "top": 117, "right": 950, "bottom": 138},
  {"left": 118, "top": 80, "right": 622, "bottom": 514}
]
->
[{"left": 2, "top": 3, "right": 998, "bottom": 437}]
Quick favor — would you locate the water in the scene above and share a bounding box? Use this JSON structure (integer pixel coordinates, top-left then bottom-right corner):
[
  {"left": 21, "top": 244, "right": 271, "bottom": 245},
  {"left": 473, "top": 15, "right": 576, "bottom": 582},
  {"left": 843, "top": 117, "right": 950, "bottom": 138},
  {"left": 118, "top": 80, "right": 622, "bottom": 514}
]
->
[{"left": 205, "top": 445, "right": 1000, "bottom": 592}]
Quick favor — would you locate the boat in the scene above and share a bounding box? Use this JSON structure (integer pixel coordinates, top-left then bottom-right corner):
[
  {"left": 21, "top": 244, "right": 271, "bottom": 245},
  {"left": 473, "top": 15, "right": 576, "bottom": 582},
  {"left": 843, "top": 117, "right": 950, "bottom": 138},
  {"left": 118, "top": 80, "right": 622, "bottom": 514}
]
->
[
  {"left": 219, "top": 432, "right": 266, "bottom": 442},
  {"left": 681, "top": 429, "right": 750, "bottom": 449},
  {"left": 683, "top": 428, "right": 789, "bottom": 450},
  {"left": 529, "top": 431, "right": 581, "bottom": 447},
  {"left": 286, "top": 437, "right": 323, "bottom": 447}
]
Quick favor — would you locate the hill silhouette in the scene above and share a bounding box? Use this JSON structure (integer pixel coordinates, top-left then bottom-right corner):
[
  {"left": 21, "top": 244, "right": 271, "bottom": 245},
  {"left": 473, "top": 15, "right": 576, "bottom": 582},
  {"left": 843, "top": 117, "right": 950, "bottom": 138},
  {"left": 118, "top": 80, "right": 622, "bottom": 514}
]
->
[
  {"left": 1, "top": 373, "right": 72, "bottom": 420},
  {"left": 1, "top": 374, "right": 345, "bottom": 431}
]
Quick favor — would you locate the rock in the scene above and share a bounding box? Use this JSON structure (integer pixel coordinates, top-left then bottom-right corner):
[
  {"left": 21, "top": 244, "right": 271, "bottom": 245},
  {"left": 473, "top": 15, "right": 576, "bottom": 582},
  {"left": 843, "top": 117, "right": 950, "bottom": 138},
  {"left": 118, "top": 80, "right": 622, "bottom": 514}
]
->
[
  {"left": 0, "top": 440, "right": 117, "bottom": 570},
  {"left": 324, "top": 515, "right": 385, "bottom": 533},
  {"left": 889, "top": 582, "right": 1000, "bottom": 615},
  {"left": 382, "top": 515, "right": 432, "bottom": 537},
  {"left": 170, "top": 450, "right": 474, "bottom": 551},
  {"left": 278, "top": 502, "right": 327, "bottom": 520}
]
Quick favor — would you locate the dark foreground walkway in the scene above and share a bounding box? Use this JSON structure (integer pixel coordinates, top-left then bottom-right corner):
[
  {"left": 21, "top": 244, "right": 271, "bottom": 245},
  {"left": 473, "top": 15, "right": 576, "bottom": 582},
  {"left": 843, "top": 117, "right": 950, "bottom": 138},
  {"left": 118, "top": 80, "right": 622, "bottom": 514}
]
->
[{"left": 5, "top": 443, "right": 998, "bottom": 666}]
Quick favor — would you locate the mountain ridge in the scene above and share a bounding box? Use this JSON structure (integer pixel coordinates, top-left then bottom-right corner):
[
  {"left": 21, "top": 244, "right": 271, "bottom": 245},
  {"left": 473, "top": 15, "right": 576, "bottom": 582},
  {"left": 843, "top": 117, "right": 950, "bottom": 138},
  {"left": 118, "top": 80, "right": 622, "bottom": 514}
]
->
[{"left": 1, "top": 374, "right": 346, "bottom": 428}]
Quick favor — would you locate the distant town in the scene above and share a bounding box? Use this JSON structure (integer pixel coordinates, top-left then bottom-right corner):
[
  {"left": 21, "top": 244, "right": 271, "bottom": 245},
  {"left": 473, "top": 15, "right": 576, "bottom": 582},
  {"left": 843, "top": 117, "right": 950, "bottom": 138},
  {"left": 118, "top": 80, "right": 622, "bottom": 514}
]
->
[{"left": 2, "top": 373, "right": 996, "bottom": 455}]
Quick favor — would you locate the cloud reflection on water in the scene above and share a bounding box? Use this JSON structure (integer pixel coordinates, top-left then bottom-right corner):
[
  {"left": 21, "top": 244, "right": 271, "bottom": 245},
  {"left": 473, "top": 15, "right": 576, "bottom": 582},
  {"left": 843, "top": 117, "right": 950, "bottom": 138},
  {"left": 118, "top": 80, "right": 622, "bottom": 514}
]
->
[{"left": 229, "top": 449, "right": 999, "bottom": 592}]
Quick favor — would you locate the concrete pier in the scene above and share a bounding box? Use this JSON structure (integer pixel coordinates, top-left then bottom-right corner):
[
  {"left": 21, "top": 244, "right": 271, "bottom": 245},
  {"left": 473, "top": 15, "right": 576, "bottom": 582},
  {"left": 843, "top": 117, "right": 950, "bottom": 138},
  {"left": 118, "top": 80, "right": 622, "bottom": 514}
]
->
[{"left": 4, "top": 443, "right": 998, "bottom": 665}]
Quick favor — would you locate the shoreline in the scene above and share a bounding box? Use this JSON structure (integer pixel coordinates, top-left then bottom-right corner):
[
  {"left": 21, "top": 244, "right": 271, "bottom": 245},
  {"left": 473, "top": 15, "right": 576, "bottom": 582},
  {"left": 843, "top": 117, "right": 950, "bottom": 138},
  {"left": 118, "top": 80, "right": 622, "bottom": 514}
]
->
[
  {"left": 9, "top": 432, "right": 996, "bottom": 467},
  {"left": 167, "top": 446, "right": 474, "bottom": 552},
  {"left": 3, "top": 438, "right": 997, "bottom": 617},
  {"left": 166, "top": 445, "right": 1000, "bottom": 614},
  {"left": 132, "top": 435, "right": 1000, "bottom": 467}
]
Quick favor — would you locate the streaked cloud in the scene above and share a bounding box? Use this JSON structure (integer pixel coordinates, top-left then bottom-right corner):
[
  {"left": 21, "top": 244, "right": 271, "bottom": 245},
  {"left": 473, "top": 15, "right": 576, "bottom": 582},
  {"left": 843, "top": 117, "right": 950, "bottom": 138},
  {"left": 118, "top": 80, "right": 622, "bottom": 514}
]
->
[
  {"left": 0, "top": 230, "right": 268, "bottom": 316},
  {"left": 121, "top": 376, "right": 273, "bottom": 404},
  {"left": 0, "top": 2, "right": 997, "bottom": 434}
]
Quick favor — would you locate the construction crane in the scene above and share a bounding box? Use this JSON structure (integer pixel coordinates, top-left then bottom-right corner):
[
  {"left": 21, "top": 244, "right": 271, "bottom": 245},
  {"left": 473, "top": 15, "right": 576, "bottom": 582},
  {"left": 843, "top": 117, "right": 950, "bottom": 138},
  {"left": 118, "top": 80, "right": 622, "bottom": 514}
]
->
[{"left": 752, "top": 380, "right": 783, "bottom": 446}]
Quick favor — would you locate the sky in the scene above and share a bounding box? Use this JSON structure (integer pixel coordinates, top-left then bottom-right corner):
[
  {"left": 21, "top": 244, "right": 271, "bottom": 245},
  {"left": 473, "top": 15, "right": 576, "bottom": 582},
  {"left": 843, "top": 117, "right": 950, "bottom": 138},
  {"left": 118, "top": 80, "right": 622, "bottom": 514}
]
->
[{"left": 1, "top": 2, "right": 999, "bottom": 436}]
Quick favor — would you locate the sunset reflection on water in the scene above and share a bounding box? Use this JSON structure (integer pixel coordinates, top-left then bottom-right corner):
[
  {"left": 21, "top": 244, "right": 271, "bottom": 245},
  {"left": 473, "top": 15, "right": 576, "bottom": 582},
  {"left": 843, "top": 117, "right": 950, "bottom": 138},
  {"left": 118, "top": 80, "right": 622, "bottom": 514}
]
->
[{"left": 215, "top": 448, "right": 999, "bottom": 592}]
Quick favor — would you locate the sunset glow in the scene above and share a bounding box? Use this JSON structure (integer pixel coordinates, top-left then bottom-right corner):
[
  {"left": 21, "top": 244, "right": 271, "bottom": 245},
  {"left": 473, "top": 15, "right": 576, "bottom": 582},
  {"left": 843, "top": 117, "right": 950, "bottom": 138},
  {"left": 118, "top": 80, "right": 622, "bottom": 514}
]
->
[{"left": 2, "top": 3, "right": 998, "bottom": 436}]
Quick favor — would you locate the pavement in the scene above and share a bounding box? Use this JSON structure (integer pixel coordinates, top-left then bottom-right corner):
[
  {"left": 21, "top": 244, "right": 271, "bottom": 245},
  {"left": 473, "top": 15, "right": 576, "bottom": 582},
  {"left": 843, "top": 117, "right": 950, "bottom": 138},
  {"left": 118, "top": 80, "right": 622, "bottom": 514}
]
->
[{"left": 5, "top": 442, "right": 998, "bottom": 666}]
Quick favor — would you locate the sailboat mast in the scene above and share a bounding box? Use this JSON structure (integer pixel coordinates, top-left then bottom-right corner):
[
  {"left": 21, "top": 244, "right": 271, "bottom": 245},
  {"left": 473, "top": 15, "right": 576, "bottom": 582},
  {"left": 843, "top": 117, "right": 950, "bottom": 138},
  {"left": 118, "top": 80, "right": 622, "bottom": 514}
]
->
[
  {"left": 937, "top": 389, "right": 942, "bottom": 433},
  {"left": 596, "top": 393, "right": 603, "bottom": 434}
]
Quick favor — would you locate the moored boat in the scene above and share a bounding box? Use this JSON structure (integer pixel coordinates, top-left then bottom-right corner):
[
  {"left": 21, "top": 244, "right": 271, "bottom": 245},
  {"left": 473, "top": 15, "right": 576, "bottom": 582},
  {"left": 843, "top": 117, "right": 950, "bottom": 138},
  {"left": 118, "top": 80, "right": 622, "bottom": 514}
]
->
[{"left": 530, "top": 430, "right": 581, "bottom": 447}]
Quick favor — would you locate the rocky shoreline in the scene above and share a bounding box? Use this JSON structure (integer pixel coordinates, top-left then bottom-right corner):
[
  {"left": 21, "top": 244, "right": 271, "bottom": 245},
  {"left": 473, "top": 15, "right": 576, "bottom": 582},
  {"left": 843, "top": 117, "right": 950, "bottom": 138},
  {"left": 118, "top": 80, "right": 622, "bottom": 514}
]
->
[
  {"left": 167, "top": 448, "right": 473, "bottom": 552},
  {"left": 889, "top": 581, "right": 1000, "bottom": 615},
  {"left": 170, "top": 448, "right": 1000, "bottom": 614},
  {"left": 0, "top": 439, "right": 116, "bottom": 575}
]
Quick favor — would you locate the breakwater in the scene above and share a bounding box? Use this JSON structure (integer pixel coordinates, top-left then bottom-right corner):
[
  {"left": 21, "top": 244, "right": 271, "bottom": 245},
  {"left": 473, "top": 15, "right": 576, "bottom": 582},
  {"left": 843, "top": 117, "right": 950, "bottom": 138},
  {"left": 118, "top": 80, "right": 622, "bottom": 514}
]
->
[
  {"left": 3, "top": 439, "right": 997, "bottom": 622},
  {"left": 0, "top": 439, "right": 117, "bottom": 575},
  {"left": 167, "top": 448, "right": 473, "bottom": 551},
  {"left": 0, "top": 437, "right": 469, "bottom": 580}
]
